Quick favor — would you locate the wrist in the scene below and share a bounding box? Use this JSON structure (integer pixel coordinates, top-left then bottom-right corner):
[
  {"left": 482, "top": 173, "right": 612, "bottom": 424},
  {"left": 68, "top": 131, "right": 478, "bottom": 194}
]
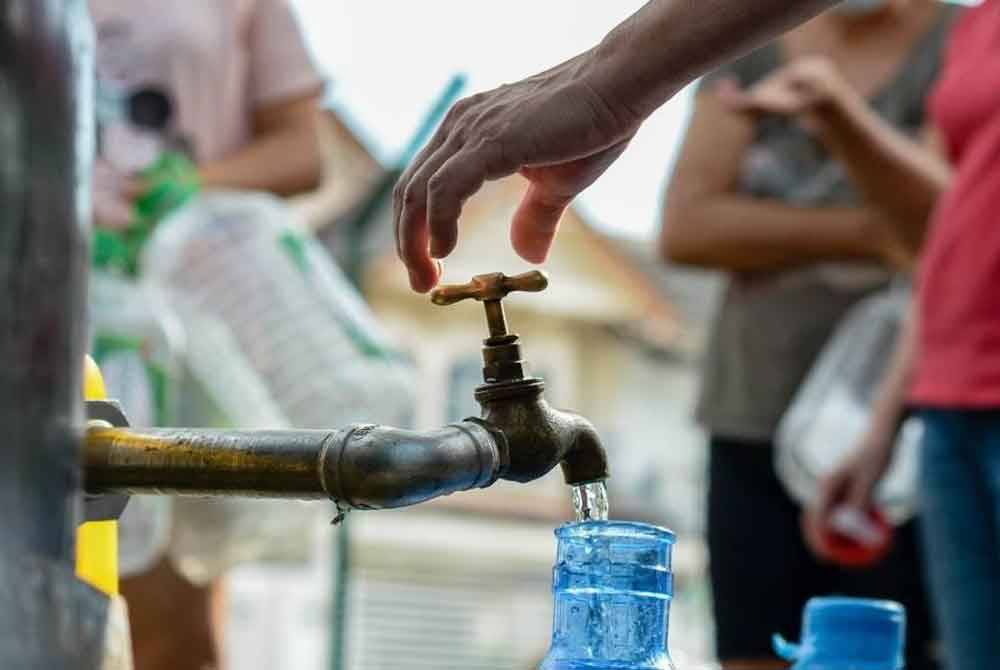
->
[{"left": 591, "top": 18, "right": 673, "bottom": 125}]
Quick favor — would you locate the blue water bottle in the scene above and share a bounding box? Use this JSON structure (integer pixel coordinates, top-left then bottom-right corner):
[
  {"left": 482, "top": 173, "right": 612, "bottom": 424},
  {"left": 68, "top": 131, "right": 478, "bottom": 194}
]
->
[
  {"left": 541, "top": 521, "right": 676, "bottom": 670},
  {"left": 773, "top": 597, "right": 906, "bottom": 669}
]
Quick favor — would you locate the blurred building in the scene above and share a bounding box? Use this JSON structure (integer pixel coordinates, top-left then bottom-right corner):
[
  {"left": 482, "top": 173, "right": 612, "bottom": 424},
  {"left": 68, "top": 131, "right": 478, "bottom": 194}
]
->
[{"left": 228, "top": 108, "right": 722, "bottom": 670}]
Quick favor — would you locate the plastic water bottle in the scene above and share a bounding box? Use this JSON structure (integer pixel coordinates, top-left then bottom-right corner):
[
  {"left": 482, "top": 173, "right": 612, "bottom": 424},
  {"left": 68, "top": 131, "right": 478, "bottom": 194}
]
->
[
  {"left": 773, "top": 597, "right": 906, "bottom": 669},
  {"left": 541, "top": 521, "right": 676, "bottom": 670}
]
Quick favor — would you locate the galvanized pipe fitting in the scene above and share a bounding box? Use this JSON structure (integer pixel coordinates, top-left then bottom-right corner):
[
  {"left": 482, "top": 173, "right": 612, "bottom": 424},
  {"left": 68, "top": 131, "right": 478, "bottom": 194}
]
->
[{"left": 84, "top": 419, "right": 507, "bottom": 510}]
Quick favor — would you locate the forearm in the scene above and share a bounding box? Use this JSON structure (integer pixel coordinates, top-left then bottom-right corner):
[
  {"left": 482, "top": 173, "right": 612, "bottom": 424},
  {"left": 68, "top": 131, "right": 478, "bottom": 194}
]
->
[
  {"left": 198, "top": 124, "right": 321, "bottom": 197},
  {"left": 662, "top": 198, "right": 881, "bottom": 272},
  {"left": 867, "top": 302, "right": 919, "bottom": 442},
  {"left": 815, "top": 97, "right": 952, "bottom": 244},
  {"left": 593, "top": 0, "right": 838, "bottom": 119}
]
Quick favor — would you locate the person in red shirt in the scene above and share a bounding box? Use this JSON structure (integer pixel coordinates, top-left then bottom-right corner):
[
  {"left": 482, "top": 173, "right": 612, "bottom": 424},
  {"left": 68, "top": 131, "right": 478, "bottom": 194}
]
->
[{"left": 719, "top": 3, "right": 1000, "bottom": 668}]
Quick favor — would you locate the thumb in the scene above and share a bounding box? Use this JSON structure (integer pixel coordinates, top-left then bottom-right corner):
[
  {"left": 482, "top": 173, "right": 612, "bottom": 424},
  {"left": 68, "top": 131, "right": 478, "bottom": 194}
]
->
[{"left": 511, "top": 182, "right": 569, "bottom": 264}]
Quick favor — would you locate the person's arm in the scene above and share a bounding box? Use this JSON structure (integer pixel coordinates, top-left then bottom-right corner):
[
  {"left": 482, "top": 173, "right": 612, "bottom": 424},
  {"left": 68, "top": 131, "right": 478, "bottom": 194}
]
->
[
  {"left": 814, "top": 98, "right": 951, "bottom": 249},
  {"left": 197, "top": 93, "right": 323, "bottom": 197},
  {"left": 197, "top": 0, "right": 325, "bottom": 197},
  {"left": 660, "top": 89, "right": 908, "bottom": 272},
  {"left": 802, "top": 300, "right": 919, "bottom": 556},
  {"left": 394, "top": 0, "right": 840, "bottom": 292},
  {"left": 719, "top": 57, "right": 952, "bottom": 250}
]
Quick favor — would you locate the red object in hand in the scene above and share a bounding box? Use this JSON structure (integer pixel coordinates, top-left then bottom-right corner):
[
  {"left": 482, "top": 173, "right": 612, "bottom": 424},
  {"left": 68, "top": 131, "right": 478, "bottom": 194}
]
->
[{"left": 820, "top": 507, "right": 894, "bottom": 568}]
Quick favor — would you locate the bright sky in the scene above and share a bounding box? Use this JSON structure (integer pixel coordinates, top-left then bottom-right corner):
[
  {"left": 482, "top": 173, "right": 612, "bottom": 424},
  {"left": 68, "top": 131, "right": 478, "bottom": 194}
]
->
[{"left": 291, "top": 0, "right": 696, "bottom": 240}]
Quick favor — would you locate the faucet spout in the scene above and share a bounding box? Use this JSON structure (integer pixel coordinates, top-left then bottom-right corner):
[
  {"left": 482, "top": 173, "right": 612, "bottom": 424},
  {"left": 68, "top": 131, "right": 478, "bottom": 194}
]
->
[
  {"left": 558, "top": 411, "right": 611, "bottom": 486},
  {"left": 475, "top": 380, "right": 609, "bottom": 487}
]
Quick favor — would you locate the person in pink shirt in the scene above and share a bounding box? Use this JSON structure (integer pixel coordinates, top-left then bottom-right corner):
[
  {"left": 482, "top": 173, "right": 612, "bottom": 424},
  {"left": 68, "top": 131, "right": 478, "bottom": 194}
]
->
[
  {"left": 89, "top": 2, "right": 324, "bottom": 668},
  {"left": 91, "top": 0, "right": 324, "bottom": 229}
]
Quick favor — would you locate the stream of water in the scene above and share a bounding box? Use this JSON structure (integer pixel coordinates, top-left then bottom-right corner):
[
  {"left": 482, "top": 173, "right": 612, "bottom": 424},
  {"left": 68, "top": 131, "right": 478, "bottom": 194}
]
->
[{"left": 571, "top": 481, "right": 609, "bottom": 522}]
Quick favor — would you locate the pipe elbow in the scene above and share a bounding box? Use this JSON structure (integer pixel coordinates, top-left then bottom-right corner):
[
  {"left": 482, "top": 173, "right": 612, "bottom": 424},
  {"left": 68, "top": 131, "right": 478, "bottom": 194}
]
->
[{"left": 320, "top": 421, "right": 506, "bottom": 510}]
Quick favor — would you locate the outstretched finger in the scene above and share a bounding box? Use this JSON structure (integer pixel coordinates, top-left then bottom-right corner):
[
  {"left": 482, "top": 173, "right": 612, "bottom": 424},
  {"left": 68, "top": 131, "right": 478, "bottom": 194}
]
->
[
  {"left": 510, "top": 182, "right": 570, "bottom": 264},
  {"left": 423, "top": 148, "right": 498, "bottom": 261},
  {"left": 401, "top": 137, "right": 467, "bottom": 261},
  {"left": 393, "top": 96, "right": 477, "bottom": 259},
  {"left": 397, "top": 194, "right": 442, "bottom": 293}
]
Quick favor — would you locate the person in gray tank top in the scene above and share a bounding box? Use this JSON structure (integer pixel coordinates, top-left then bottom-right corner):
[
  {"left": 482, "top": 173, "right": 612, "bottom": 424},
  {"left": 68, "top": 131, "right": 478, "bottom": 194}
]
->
[{"left": 660, "top": 1, "right": 957, "bottom": 667}]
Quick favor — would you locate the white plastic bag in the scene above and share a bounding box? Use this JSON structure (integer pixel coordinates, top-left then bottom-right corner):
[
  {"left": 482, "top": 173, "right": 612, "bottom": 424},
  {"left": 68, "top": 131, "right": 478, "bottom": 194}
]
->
[
  {"left": 164, "top": 308, "right": 312, "bottom": 584},
  {"left": 143, "top": 191, "right": 416, "bottom": 429},
  {"left": 133, "top": 191, "right": 416, "bottom": 583},
  {"left": 88, "top": 270, "right": 184, "bottom": 577},
  {"left": 776, "top": 286, "right": 921, "bottom": 524}
]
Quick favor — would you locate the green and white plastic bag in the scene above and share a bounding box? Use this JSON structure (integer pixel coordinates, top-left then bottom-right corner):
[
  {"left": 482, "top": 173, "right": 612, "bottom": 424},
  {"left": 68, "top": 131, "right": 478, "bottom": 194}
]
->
[{"left": 136, "top": 191, "right": 416, "bottom": 583}]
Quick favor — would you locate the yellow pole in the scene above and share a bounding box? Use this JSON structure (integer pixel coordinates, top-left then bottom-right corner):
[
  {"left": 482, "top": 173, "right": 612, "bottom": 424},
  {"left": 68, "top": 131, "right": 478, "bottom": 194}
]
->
[{"left": 77, "top": 355, "right": 119, "bottom": 595}]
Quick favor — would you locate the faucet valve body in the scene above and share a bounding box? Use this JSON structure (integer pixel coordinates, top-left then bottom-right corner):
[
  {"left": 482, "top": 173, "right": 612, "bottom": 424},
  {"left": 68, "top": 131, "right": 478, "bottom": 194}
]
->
[{"left": 431, "top": 271, "right": 610, "bottom": 487}]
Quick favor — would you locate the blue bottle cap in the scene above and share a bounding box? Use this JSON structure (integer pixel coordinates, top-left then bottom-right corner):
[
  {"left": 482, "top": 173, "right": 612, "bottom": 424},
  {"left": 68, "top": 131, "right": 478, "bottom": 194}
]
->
[{"left": 773, "top": 597, "right": 906, "bottom": 669}]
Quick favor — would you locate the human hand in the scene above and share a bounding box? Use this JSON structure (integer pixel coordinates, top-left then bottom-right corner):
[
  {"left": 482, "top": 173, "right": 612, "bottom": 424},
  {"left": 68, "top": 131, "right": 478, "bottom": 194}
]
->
[
  {"left": 716, "top": 56, "right": 852, "bottom": 122},
  {"left": 393, "top": 52, "right": 642, "bottom": 292},
  {"left": 802, "top": 424, "right": 897, "bottom": 560}
]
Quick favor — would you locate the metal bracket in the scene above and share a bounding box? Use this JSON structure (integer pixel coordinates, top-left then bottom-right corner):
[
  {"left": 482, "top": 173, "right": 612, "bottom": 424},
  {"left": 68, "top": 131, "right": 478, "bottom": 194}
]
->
[{"left": 84, "top": 401, "right": 131, "bottom": 523}]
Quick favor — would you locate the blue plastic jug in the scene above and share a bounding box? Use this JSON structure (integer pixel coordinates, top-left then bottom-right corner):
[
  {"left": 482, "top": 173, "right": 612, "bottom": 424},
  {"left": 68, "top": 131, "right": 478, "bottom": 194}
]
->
[
  {"left": 773, "top": 597, "right": 906, "bottom": 669},
  {"left": 540, "top": 521, "right": 676, "bottom": 670}
]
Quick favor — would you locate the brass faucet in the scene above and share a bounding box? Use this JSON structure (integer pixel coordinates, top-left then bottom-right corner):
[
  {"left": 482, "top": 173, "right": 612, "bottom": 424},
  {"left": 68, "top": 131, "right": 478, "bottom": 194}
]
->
[
  {"left": 432, "top": 271, "right": 609, "bottom": 486},
  {"left": 84, "top": 272, "right": 609, "bottom": 510}
]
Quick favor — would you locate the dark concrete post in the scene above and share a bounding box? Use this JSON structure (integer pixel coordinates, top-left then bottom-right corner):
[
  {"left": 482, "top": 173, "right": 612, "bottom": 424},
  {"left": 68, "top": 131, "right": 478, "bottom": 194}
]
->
[{"left": 0, "top": 1, "right": 107, "bottom": 667}]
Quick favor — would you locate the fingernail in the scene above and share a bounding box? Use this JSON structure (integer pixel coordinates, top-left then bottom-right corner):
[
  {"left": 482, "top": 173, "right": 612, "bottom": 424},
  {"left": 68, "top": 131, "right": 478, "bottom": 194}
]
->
[{"left": 408, "top": 269, "right": 432, "bottom": 294}]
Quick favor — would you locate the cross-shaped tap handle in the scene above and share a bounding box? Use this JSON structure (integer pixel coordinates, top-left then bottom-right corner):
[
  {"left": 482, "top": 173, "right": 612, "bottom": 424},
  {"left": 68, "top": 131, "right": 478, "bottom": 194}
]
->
[
  {"left": 430, "top": 271, "right": 549, "bottom": 306},
  {"left": 431, "top": 271, "right": 549, "bottom": 338}
]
